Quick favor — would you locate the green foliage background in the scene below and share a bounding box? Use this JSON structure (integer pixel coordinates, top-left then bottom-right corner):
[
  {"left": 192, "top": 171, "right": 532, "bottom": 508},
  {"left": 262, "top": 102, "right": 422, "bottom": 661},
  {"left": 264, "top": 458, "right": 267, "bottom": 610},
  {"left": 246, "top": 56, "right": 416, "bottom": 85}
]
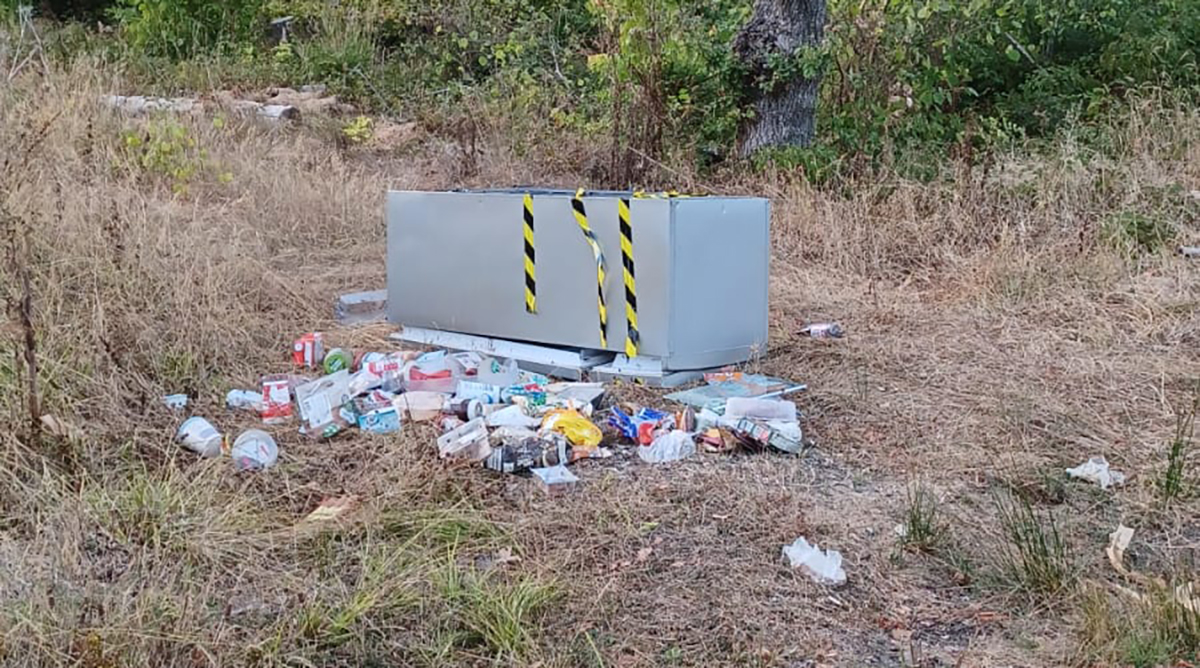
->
[{"left": 12, "top": 0, "right": 1200, "bottom": 176}]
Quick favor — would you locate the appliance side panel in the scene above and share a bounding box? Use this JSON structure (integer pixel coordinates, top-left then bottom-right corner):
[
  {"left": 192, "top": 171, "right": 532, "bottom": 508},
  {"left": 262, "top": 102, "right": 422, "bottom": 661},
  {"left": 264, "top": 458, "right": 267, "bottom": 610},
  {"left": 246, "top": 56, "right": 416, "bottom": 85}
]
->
[
  {"left": 666, "top": 198, "right": 770, "bottom": 369},
  {"left": 387, "top": 191, "right": 667, "bottom": 352},
  {"left": 386, "top": 191, "right": 431, "bottom": 327}
]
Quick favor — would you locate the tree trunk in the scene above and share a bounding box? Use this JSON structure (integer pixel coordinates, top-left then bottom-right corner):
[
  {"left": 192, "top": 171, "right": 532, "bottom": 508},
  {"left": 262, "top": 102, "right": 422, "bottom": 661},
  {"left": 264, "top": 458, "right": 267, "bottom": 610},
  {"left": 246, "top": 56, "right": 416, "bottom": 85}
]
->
[{"left": 734, "top": 0, "right": 828, "bottom": 157}]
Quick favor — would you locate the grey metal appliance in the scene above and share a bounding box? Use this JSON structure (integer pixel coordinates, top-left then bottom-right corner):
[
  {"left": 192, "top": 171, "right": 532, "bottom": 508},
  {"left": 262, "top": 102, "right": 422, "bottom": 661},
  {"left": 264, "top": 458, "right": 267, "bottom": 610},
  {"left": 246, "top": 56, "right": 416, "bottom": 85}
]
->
[{"left": 387, "top": 189, "right": 769, "bottom": 381}]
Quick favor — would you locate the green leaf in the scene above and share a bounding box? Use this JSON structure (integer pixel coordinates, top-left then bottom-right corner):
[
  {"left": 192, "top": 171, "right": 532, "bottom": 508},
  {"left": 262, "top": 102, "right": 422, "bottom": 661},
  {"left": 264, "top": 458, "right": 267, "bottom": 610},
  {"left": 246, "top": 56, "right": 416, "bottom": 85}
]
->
[{"left": 1005, "top": 44, "right": 1021, "bottom": 62}]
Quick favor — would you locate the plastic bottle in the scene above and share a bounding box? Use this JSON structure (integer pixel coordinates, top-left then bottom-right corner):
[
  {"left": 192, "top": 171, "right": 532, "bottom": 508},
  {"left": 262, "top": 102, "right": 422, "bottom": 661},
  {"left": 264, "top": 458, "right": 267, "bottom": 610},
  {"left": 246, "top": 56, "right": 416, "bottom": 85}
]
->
[
  {"left": 231, "top": 429, "right": 279, "bottom": 471},
  {"left": 226, "top": 389, "right": 263, "bottom": 412},
  {"left": 800, "top": 322, "right": 845, "bottom": 339}
]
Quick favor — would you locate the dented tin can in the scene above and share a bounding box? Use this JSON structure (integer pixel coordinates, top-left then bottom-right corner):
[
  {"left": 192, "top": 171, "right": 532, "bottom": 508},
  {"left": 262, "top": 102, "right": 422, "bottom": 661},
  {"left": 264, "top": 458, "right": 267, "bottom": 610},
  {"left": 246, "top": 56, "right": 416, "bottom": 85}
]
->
[{"left": 484, "top": 435, "right": 571, "bottom": 474}]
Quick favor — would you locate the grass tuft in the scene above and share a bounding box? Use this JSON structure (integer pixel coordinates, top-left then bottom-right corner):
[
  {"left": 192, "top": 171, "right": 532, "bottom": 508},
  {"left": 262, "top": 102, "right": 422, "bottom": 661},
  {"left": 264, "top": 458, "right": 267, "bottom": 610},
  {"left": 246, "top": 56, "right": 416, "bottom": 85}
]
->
[
  {"left": 435, "top": 558, "right": 560, "bottom": 660},
  {"left": 1079, "top": 580, "right": 1200, "bottom": 668},
  {"left": 1159, "top": 393, "right": 1198, "bottom": 505},
  {"left": 994, "top": 491, "right": 1075, "bottom": 599},
  {"left": 898, "top": 482, "right": 945, "bottom": 553}
]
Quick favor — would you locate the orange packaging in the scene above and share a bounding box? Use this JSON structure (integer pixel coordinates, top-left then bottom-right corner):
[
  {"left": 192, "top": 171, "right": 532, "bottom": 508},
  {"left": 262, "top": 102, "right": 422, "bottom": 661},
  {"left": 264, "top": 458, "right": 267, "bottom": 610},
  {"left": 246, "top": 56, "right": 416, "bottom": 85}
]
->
[{"left": 292, "top": 332, "right": 325, "bottom": 368}]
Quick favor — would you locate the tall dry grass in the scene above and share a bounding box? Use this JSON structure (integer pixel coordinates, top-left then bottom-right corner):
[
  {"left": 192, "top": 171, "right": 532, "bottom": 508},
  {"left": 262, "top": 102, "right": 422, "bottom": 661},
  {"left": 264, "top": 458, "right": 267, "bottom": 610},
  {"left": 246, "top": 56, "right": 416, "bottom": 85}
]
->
[{"left": 0, "top": 60, "right": 1197, "bottom": 666}]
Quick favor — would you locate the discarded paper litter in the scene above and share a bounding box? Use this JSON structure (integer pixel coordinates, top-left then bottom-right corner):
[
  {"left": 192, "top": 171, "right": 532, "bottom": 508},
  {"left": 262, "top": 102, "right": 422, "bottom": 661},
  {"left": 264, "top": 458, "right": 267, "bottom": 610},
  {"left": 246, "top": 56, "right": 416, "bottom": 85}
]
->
[{"left": 1107, "top": 524, "right": 1135, "bottom": 575}]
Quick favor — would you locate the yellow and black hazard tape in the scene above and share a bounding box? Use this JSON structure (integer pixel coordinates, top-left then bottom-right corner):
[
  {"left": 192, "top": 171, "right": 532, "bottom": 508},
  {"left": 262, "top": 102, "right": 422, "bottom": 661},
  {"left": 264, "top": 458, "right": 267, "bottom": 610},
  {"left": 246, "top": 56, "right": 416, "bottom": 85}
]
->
[
  {"left": 618, "top": 197, "right": 640, "bottom": 357},
  {"left": 633, "top": 189, "right": 692, "bottom": 199},
  {"left": 571, "top": 189, "right": 609, "bottom": 348},
  {"left": 522, "top": 193, "right": 537, "bottom": 314}
]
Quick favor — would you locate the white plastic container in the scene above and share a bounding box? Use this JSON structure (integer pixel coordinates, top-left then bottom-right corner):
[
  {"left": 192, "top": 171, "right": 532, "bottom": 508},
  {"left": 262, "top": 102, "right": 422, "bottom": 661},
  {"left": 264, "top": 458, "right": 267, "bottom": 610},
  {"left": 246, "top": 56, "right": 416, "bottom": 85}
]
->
[
  {"left": 231, "top": 429, "right": 279, "bottom": 471},
  {"left": 404, "top": 356, "right": 460, "bottom": 393},
  {"left": 176, "top": 417, "right": 223, "bottom": 458},
  {"left": 394, "top": 391, "right": 447, "bottom": 421},
  {"left": 724, "top": 397, "right": 797, "bottom": 422}
]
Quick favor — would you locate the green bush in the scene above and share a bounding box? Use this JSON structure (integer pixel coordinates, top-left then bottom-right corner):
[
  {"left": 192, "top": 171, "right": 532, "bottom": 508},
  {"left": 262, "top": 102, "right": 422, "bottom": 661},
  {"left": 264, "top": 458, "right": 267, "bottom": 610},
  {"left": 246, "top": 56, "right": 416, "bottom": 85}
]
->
[
  {"left": 88, "top": 0, "right": 1200, "bottom": 175},
  {"left": 109, "top": 0, "right": 264, "bottom": 60},
  {"left": 819, "top": 0, "right": 1200, "bottom": 161},
  {"left": 262, "top": 0, "right": 595, "bottom": 88}
]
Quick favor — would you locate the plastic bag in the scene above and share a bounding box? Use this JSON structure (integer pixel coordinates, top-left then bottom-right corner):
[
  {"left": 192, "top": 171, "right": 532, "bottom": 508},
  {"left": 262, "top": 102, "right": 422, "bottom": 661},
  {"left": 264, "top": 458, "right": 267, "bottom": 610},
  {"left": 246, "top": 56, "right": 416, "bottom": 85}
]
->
[
  {"left": 609, "top": 406, "right": 669, "bottom": 444},
  {"left": 782, "top": 537, "right": 846, "bottom": 586},
  {"left": 637, "top": 430, "right": 695, "bottom": 464},
  {"left": 486, "top": 405, "right": 542, "bottom": 429},
  {"left": 1066, "top": 456, "right": 1126, "bottom": 490},
  {"left": 394, "top": 391, "right": 447, "bottom": 422},
  {"left": 349, "top": 352, "right": 411, "bottom": 395},
  {"left": 540, "top": 409, "right": 602, "bottom": 448},
  {"left": 478, "top": 356, "right": 520, "bottom": 386}
]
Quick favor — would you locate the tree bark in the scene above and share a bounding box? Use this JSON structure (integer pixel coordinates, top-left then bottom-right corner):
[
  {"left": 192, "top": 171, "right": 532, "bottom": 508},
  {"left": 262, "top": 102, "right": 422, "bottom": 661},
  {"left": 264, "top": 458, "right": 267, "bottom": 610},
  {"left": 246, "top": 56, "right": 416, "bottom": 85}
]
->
[{"left": 734, "top": 0, "right": 828, "bottom": 156}]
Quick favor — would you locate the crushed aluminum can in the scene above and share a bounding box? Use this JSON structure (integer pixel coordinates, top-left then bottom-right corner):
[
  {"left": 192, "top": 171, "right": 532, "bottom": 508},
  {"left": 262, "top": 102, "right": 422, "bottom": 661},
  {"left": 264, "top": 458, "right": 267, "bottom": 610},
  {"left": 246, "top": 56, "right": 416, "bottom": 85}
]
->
[
  {"left": 733, "top": 418, "right": 803, "bottom": 454},
  {"left": 484, "top": 435, "right": 571, "bottom": 474}
]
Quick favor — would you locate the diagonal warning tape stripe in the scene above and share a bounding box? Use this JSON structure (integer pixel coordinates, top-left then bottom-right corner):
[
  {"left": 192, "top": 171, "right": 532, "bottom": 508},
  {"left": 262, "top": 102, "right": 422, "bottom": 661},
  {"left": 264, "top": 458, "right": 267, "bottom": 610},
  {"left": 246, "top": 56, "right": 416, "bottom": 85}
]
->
[
  {"left": 523, "top": 193, "right": 537, "bottom": 314},
  {"left": 618, "top": 197, "right": 639, "bottom": 357},
  {"left": 572, "top": 188, "right": 608, "bottom": 348}
]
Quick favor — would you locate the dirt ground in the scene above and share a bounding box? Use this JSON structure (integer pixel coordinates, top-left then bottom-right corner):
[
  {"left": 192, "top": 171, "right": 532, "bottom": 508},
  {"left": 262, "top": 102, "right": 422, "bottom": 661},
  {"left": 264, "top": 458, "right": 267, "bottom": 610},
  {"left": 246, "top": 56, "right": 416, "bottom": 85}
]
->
[{"left": 1, "top": 70, "right": 1198, "bottom": 667}]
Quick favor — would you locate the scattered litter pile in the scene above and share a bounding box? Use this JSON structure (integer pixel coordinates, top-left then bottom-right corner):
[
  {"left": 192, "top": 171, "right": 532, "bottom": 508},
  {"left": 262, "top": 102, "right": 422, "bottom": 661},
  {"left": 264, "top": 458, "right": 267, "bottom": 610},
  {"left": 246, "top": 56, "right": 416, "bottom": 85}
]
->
[{"left": 172, "top": 331, "right": 807, "bottom": 492}]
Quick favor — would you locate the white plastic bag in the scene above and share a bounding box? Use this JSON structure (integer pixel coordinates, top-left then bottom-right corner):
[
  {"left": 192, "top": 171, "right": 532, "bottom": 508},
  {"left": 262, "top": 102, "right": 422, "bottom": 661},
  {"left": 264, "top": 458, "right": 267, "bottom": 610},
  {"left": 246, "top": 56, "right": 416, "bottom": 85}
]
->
[
  {"left": 1066, "top": 456, "right": 1126, "bottom": 490},
  {"left": 638, "top": 430, "right": 696, "bottom": 464},
  {"left": 478, "top": 357, "right": 521, "bottom": 386},
  {"left": 486, "top": 405, "right": 542, "bottom": 429},
  {"left": 782, "top": 537, "right": 846, "bottom": 586},
  {"left": 394, "top": 391, "right": 447, "bottom": 422}
]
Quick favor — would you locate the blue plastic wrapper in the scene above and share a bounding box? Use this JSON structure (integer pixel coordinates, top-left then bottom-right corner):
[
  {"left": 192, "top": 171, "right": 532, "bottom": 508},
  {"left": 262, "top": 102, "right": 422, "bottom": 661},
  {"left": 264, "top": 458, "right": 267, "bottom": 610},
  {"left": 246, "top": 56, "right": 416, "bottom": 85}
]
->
[
  {"left": 503, "top": 384, "right": 547, "bottom": 406},
  {"left": 608, "top": 406, "right": 669, "bottom": 441}
]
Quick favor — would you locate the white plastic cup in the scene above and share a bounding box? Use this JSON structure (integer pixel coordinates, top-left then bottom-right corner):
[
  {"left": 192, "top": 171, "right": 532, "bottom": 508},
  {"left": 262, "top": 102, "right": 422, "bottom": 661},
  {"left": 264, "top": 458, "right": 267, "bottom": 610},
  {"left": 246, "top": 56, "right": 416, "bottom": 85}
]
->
[
  {"left": 176, "top": 417, "right": 223, "bottom": 458},
  {"left": 231, "top": 429, "right": 279, "bottom": 471}
]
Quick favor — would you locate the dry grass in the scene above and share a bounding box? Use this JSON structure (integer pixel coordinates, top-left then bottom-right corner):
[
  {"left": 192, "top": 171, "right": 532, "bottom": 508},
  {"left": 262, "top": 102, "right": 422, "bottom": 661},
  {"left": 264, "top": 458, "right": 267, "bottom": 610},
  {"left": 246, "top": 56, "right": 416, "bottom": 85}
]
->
[{"left": 1, "top": 59, "right": 1199, "bottom": 667}]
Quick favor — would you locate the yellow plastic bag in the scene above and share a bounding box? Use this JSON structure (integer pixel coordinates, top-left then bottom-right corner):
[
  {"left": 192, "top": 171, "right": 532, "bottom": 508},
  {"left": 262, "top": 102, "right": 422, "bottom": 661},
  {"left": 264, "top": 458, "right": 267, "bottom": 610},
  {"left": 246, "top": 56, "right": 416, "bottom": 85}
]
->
[{"left": 540, "top": 408, "right": 603, "bottom": 448}]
